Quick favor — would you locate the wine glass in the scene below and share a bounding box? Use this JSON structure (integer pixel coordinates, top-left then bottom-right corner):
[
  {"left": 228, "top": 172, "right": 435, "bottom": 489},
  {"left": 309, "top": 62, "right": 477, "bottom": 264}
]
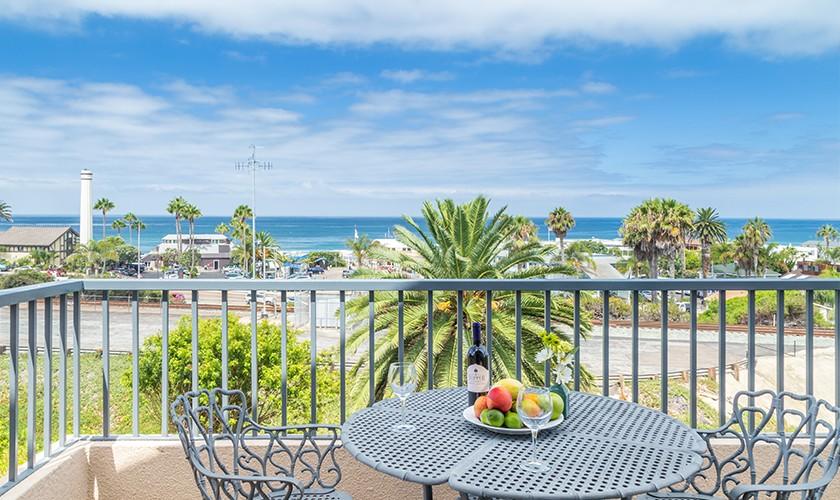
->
[
  {"left": 388, "top": 362, "right": 417, "bottom": 432},
  {"left": 516, "top": 386, "right": 553, "bottom": 473}
]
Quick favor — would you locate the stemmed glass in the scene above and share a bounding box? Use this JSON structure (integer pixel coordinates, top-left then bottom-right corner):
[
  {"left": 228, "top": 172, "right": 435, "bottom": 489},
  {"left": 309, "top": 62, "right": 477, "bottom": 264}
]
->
[
  {"left": 388, "top": 362, "right": 417, "bottom": 433},
  {"left": 516, "top": 386, "right": 553, "bottom": 473}
]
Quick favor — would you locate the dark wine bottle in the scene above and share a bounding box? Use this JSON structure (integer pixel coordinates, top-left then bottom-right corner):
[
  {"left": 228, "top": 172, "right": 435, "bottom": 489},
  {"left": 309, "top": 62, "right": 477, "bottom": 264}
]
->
[{"left": 466, "top": 321, "right": 490, "bottom": 405}]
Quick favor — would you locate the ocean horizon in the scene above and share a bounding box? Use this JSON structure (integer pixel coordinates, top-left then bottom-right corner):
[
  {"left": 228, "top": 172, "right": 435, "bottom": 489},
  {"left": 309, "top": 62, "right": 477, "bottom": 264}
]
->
[{"left": 2, "top": 215, "right": 837, "bottom": 254}]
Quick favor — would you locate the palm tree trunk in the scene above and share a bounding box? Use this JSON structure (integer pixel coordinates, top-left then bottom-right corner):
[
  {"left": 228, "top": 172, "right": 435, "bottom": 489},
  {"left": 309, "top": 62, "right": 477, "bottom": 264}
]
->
[
  {"left": 680, "top": 244, "right": 686, "bottom": 275},
  {"left": 101, "top": 213, "right": 106, "bottom": 240},
  {"left": 176, "top": 216, "right": 182, "bottom": 255},
  {"left": 650, "top": 253, "right": 659, "bottom": 279},
  {"left": 701, "top": 242, "right": 709, "bottom": 279},
  {"left": 559, "top": 237, "right": 565, "bottom": 263}
]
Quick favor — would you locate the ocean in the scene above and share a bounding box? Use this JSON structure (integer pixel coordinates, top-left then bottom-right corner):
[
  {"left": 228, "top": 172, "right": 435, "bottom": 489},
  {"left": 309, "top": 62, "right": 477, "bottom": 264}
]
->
[{"left": 1, "top": 215, "right": 836, "bottom": 253}]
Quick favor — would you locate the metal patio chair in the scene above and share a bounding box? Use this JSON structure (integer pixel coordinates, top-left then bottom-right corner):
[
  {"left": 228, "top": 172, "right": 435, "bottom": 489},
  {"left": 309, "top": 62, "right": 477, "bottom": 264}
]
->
[
  {"left": 171, "top": 388, "right": 350, "bottom": 500},
  {"left": 647, "top": 389, "right": 840, "bottom": 500}
]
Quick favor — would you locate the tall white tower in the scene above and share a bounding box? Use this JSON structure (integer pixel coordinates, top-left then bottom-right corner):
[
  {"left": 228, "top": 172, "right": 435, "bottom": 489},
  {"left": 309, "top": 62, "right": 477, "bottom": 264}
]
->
[{"left": 80, "top": 170, "right": 93, "bottom": 244}]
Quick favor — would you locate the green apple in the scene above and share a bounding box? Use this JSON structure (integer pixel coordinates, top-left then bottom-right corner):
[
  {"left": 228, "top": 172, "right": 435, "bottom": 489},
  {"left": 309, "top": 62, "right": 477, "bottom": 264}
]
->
[
  {"left": 480, "top": 409, "right": 505, "bottom": 427},
  {"left": 503, "top": 411, "right": 523, "bottom": 429},
  {"left": 550, "top": 392, "right": 564, "bottom": 420}
]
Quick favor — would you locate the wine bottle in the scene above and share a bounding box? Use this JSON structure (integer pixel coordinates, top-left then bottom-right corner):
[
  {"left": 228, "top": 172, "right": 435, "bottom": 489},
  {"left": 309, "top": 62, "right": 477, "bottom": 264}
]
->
[{"left": 466, "top": 321, "right": 490, "bottom": 405}]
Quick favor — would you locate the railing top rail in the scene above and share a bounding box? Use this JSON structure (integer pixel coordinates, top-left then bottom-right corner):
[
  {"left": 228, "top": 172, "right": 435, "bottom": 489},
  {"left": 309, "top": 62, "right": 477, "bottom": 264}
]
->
[
  {"left": 80, "top": 278, "right": 840, "bottom": 292},
  {"left": 0, "top": 280, "right": 84, "bottom": 307}
]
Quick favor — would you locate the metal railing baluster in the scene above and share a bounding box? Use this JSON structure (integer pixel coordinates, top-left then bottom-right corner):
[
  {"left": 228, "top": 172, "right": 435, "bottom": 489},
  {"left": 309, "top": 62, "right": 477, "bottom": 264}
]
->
[
  {"left": 249, "top": 290, "right": 257, "bottom": 421},
  {"left": 43, "top": 296, "right": 52, "bottom": 458},
  {"left": 27, "top": 300, "right": 36, "bottom": 469},
  {"left": 428, "top": 290, "right": 434, "bottom": 389},
  {"left": 161, "top": 291, "right": 169, "bottom": 435},
  {"left": 72, "top": 292, "right": 80, "bottom": 439},
  {"left": 193, "top": 291, "right": 201, "bottom": 418},
  {"left": 631, "top": 290, "right": 639, "bottom": 403},
  {"left": 573, "top": 291, "right": 581, "bottom": 392},
  {"left": 689, "top": 290, "right": 697, "bottom": 429},
  {"left": 544, "top": 290, "right": 551, "bottom": 386},
  {"left": 660, "top": 291, "right": 668, "bottom": 414},
  {"left": 805, "top": 289, "right": 814, "bottom": 398},
  {"left": 776, "top": 290, "right": 784, "bottom": 434},
  {"left": 310, "top": 290, "right": 317, "bottom": 424},
  {"left": 602, "top": 291, "right": 609, "bottom": 397},
  {"left": 368, "top": 291, "right": 374, "bottom": 406},
  {"left": 514, "top": 290, "right": 522, "bottom": 381},
  {"left": 748, "top": 290, "right": 756, "bottom": 431},
  {"left": 718, "top": 290, "right": 726, "bottom": 427},
  {"left": 485, "top": 290, "right": 492, "bottom": 384},
  {"left": 131, "top": 290, "right": 139, "bottom": 437},
  {"left": 398, "top": 291, "right": 404, "bottom": 365},
  {"left": 102, "top": 292, "right": 109, "bottom": 438},
  {"left": 457, "top": 290, "right": 465, "bottom": 386},
  {"left": 339, "top": 291, "right": 346, "bottom": 424},
  {"left": 8, "top": 304, "right": 19, "bottom": 482},
  {"left": 58, "top": 294, "right": 67, "bottom": 448},
  {"left": 281, "top": 291, "right": 288, "bottom": 427},
  {"left": 220, "top": 290, "right": 228, "bottom": 396},
  {"left": 835, "top": 290, "right": 839, "bottom": 408}
]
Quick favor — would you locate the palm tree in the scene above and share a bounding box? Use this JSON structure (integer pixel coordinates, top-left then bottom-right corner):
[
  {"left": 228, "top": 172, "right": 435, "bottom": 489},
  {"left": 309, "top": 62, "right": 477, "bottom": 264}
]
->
[
  {"left": 346, "top": 234, "right": 374, "bottom": 268},
  {"left": 255, "top": 231, "right": 279, "bottom": 277},
  {"left": 29, "top": 249, "right": 56, "bottom": 269},
  {"left": 111, "top": 218, "right": 127, "bottom": 238},
  {"left": 620, "top": 198, "right": 691, "bottom": 279},
  {"left": 345, "top": 196, "right": 587, "bottom": 407},
  {"left": 231, "top": 205, "right": 254, "bottom": 274},
  {"left": 0, "top": 200, "right": 12, "bottom": 222},
  {"left": 545, "top": 207, "right": 575, "bottom": 262},
  {"left": 93, "top": 198, "right": 115, "bottom": 240},
  {"left": 742, "top": 218, "right": 772, "bottom": 276},
  {"left": 182, "top": 204, "right": 202, "bottom": 271},
  {"left": 122, "top": 212, "right": 138, "bottom": 247},
  {"left": 692, "top": 207, "right": 727, "bottom": 278},
  {"left": 166, "top": 197, "right": 188, "bottom": 255},
  {"left": 128, "top": 217, "right": 146, "bottom": 277},
  {"left": 215, "top": 222, "right": 230, "bottom": 236},
  {"left": 817, "top": 225, "right": 839, "bottom": 258}
]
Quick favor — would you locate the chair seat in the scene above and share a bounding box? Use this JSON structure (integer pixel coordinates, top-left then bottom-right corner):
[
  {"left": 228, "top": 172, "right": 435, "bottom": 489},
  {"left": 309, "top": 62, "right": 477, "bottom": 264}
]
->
[{"left": 285, "top": 490, "right": 352, "bottom": 500}]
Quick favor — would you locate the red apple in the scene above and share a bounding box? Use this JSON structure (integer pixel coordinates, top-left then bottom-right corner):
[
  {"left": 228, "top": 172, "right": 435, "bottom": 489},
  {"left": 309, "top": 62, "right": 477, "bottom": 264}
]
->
[
  {"left": 486, "top": 386, "right": 512, "bottom": 413},
  {"left": 473, "top": 395, "right": 489, "bottom": 418}
]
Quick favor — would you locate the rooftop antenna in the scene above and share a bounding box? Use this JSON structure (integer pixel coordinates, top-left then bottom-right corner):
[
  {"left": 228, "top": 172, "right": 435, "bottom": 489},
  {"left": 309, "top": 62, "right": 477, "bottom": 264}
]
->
[{"left": 235, "top": 145, "right": 272, "bottom": 280}]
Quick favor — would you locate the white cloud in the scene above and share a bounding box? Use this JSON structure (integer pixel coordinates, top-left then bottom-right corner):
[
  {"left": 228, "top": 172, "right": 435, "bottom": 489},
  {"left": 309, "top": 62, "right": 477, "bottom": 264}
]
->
[
  {"left": 580, "top": 81, "right": 616, "bottom": 94},
  {"left": 0, "top": 1, "right": 837, "bottom": 56},
  {"left": 222, "top": 50, "right": 267, "bottom": 63},
  {"left": 381, "top": 69, "right": 454, "bottom": 83},
  {"left": 161, "top": 79, "right": 233, "bottom": 105},
  {"left": 663, "top": 69, "right": 710, "bottom": 79},
  {"left": 322, "top": 72, "right": 367, "bottom": 86},
  {"left": 572, "top": 115, "right": 635, "bottom": 128}
]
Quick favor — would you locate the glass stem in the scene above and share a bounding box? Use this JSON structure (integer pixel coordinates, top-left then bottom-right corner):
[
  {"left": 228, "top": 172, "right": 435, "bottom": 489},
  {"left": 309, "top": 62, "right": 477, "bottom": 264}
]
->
[
  {"left": 530, "top": 428, "right": 538, "bottom": 463},
  {"left": 400, "top": 396, "right": 407, "bottom": 426}
]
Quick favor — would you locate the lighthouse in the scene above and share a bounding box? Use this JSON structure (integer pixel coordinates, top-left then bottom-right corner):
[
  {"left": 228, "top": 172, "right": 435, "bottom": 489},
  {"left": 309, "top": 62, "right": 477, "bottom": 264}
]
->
[{"left": 80, "top": 170, "right": 93, "bottom": 244}]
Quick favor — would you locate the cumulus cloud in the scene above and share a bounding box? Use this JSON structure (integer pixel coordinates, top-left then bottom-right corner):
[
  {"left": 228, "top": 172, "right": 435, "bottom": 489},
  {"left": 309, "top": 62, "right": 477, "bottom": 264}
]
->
[
  {"left": 0, "top": 1, "right": 838, "bottom": 56},
  {"left": 580, "top": 81, "right": 616, "bottom": 94}
]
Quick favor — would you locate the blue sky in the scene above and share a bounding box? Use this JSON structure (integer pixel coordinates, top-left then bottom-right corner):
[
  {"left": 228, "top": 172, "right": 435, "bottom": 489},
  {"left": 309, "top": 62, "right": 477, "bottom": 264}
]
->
[{"left": 0, "top": 2, "right": 838, "bottom": 218}]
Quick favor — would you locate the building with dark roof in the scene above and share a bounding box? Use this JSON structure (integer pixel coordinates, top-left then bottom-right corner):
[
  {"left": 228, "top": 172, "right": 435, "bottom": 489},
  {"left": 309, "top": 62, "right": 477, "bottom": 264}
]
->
[{"left": 0, "top": 226, "right": 79, "bottom": 265}]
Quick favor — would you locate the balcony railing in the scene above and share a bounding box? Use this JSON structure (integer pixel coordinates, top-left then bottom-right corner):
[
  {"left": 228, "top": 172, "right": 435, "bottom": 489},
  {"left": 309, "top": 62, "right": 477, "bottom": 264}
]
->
[{"left": 0, "top": 277, "right": 838, "bottom": 495}]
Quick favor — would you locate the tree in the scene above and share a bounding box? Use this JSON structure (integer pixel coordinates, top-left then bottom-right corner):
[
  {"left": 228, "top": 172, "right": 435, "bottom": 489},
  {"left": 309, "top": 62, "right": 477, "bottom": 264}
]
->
[
  {"left": 215, "top": 222, "right": 230, "bottom": 236},
  {"left": 620, "top": 198, "right": 692, "bottom": 279},
  {"left": 93, "top": 198, "right": 115, "bottom": 240},
  {"left": 255, "top": 230, "right": 281, "bottom": 277},
  {"left": 29, "top": 249, "right": 56, "bottom": 269},
  {"left": 345, "top": 234, "right": 374, "bottom": 268},
  {"left": 166, "top": 197, "right": 188, "bottom": 256},
  {"left": 182, "top": 203, "right": 202, "bottom": 271},
  {"left": 817, "top": 225, "right": 839, "bottom": 258},
  {"left": 0, "top": 200, "right": 12, "bottom": 222},
  {"left": 558, "top": 241, "right": 596, "bottom": 273},
  {"left": 692, "top": 207, "right": 727, "bottom": 278},
  {"left": 122, "top": 213, "right": 138, "bottom": 247},
  {"left": 111, "top": 218, "right": 127, "bottom": 237},
  {"left": 742, "top": 218, "right": 772, "bottom": 276},
  {"left": 126, "top": 215, "right": 145, "bottom": 276},
  {"left": 231, "top": 205, "right": 254, "bottom": 274},
  {"left": 545, "top": 207, "right": 575, "bottom": 262},
  {"left": 345, "top": 196, "right": 588, "bottom": 407}
]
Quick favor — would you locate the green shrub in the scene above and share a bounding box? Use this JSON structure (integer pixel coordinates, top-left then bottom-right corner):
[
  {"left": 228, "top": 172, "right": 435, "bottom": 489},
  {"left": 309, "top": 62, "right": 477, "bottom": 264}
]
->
[
  {"left": 132, "top": 315, "right": 340, "bottom": 425},
  {"left": 700, "top": 290, "right": 831, "bottom": 327},
  {"left": 0, "top": 270, "right": 51, "bottom": 289}
]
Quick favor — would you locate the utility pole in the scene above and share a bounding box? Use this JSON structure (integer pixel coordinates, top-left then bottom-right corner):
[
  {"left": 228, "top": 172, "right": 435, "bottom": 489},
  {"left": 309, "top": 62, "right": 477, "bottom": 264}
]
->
[{"left": 235, "top": 145, "right": 272, "bottom": 279}]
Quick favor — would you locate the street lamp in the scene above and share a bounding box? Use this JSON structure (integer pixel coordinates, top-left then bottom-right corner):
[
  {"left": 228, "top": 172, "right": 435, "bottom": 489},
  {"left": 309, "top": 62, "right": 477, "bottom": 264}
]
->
[{"left": 235, "top": 145, "right": 272, "bottom": 279}]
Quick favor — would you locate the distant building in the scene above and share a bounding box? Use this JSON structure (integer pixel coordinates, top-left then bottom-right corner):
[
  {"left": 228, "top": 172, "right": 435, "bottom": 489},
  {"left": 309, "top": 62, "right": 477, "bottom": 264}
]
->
[
  {"left": 146, "top": 234, "right": 232, "bottom": 270},
  {"left": 0, "top": 226, "right": 79, "bottom": 265}
]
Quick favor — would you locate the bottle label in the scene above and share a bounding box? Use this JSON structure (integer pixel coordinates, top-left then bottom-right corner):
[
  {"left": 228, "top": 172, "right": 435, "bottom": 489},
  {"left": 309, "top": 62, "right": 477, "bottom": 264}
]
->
[{"left": 466, "top": 364, "right": 490, "bottom": 393}]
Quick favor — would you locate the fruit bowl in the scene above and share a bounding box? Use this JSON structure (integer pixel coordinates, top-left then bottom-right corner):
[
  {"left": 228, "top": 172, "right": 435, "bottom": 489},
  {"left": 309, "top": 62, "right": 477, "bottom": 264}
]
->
[{"left": 462, "top": 406, "right": 564, "bottom": 435}]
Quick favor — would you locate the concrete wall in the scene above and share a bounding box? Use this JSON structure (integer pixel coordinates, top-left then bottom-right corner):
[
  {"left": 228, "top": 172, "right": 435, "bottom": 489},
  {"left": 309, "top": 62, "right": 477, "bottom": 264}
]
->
[{"left": 5, "top": 440, "right": 839, "bottom": 499}]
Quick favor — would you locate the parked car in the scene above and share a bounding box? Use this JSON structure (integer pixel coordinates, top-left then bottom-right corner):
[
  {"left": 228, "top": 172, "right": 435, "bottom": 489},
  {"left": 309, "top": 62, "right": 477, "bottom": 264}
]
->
[
  {"left": 342, "top": 269, "right": 353, "bottom": 278},
  {"left": 308, "top": 265, "right": 325, "bottom": 275},
  {"left": 163, "top": 270, "right": 179, "bottom": 279}
]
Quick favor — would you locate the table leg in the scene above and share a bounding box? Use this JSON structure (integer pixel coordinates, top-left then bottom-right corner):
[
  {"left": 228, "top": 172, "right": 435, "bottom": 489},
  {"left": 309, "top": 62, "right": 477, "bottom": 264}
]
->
[{"left": 423, "top": 484, "right": 433, "bottom": 500}]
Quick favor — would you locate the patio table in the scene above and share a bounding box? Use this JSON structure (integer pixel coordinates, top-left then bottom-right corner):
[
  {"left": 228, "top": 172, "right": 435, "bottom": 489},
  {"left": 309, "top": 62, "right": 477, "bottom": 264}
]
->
[{"left": 341, "top": 387, "right": 706, "bottom": 500}]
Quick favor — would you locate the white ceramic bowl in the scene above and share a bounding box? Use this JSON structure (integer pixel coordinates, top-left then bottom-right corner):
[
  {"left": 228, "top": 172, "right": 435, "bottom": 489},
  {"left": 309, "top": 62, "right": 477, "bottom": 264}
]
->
[{"left": 462, "top": 406, "right": 564, "bottom": 435}]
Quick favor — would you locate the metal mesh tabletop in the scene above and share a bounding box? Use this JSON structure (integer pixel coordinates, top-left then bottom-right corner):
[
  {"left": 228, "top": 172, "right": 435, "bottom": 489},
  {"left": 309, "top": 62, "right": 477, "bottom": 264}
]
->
[{"left": 342, "top": 388, "right": 705, "bottom": 498}]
